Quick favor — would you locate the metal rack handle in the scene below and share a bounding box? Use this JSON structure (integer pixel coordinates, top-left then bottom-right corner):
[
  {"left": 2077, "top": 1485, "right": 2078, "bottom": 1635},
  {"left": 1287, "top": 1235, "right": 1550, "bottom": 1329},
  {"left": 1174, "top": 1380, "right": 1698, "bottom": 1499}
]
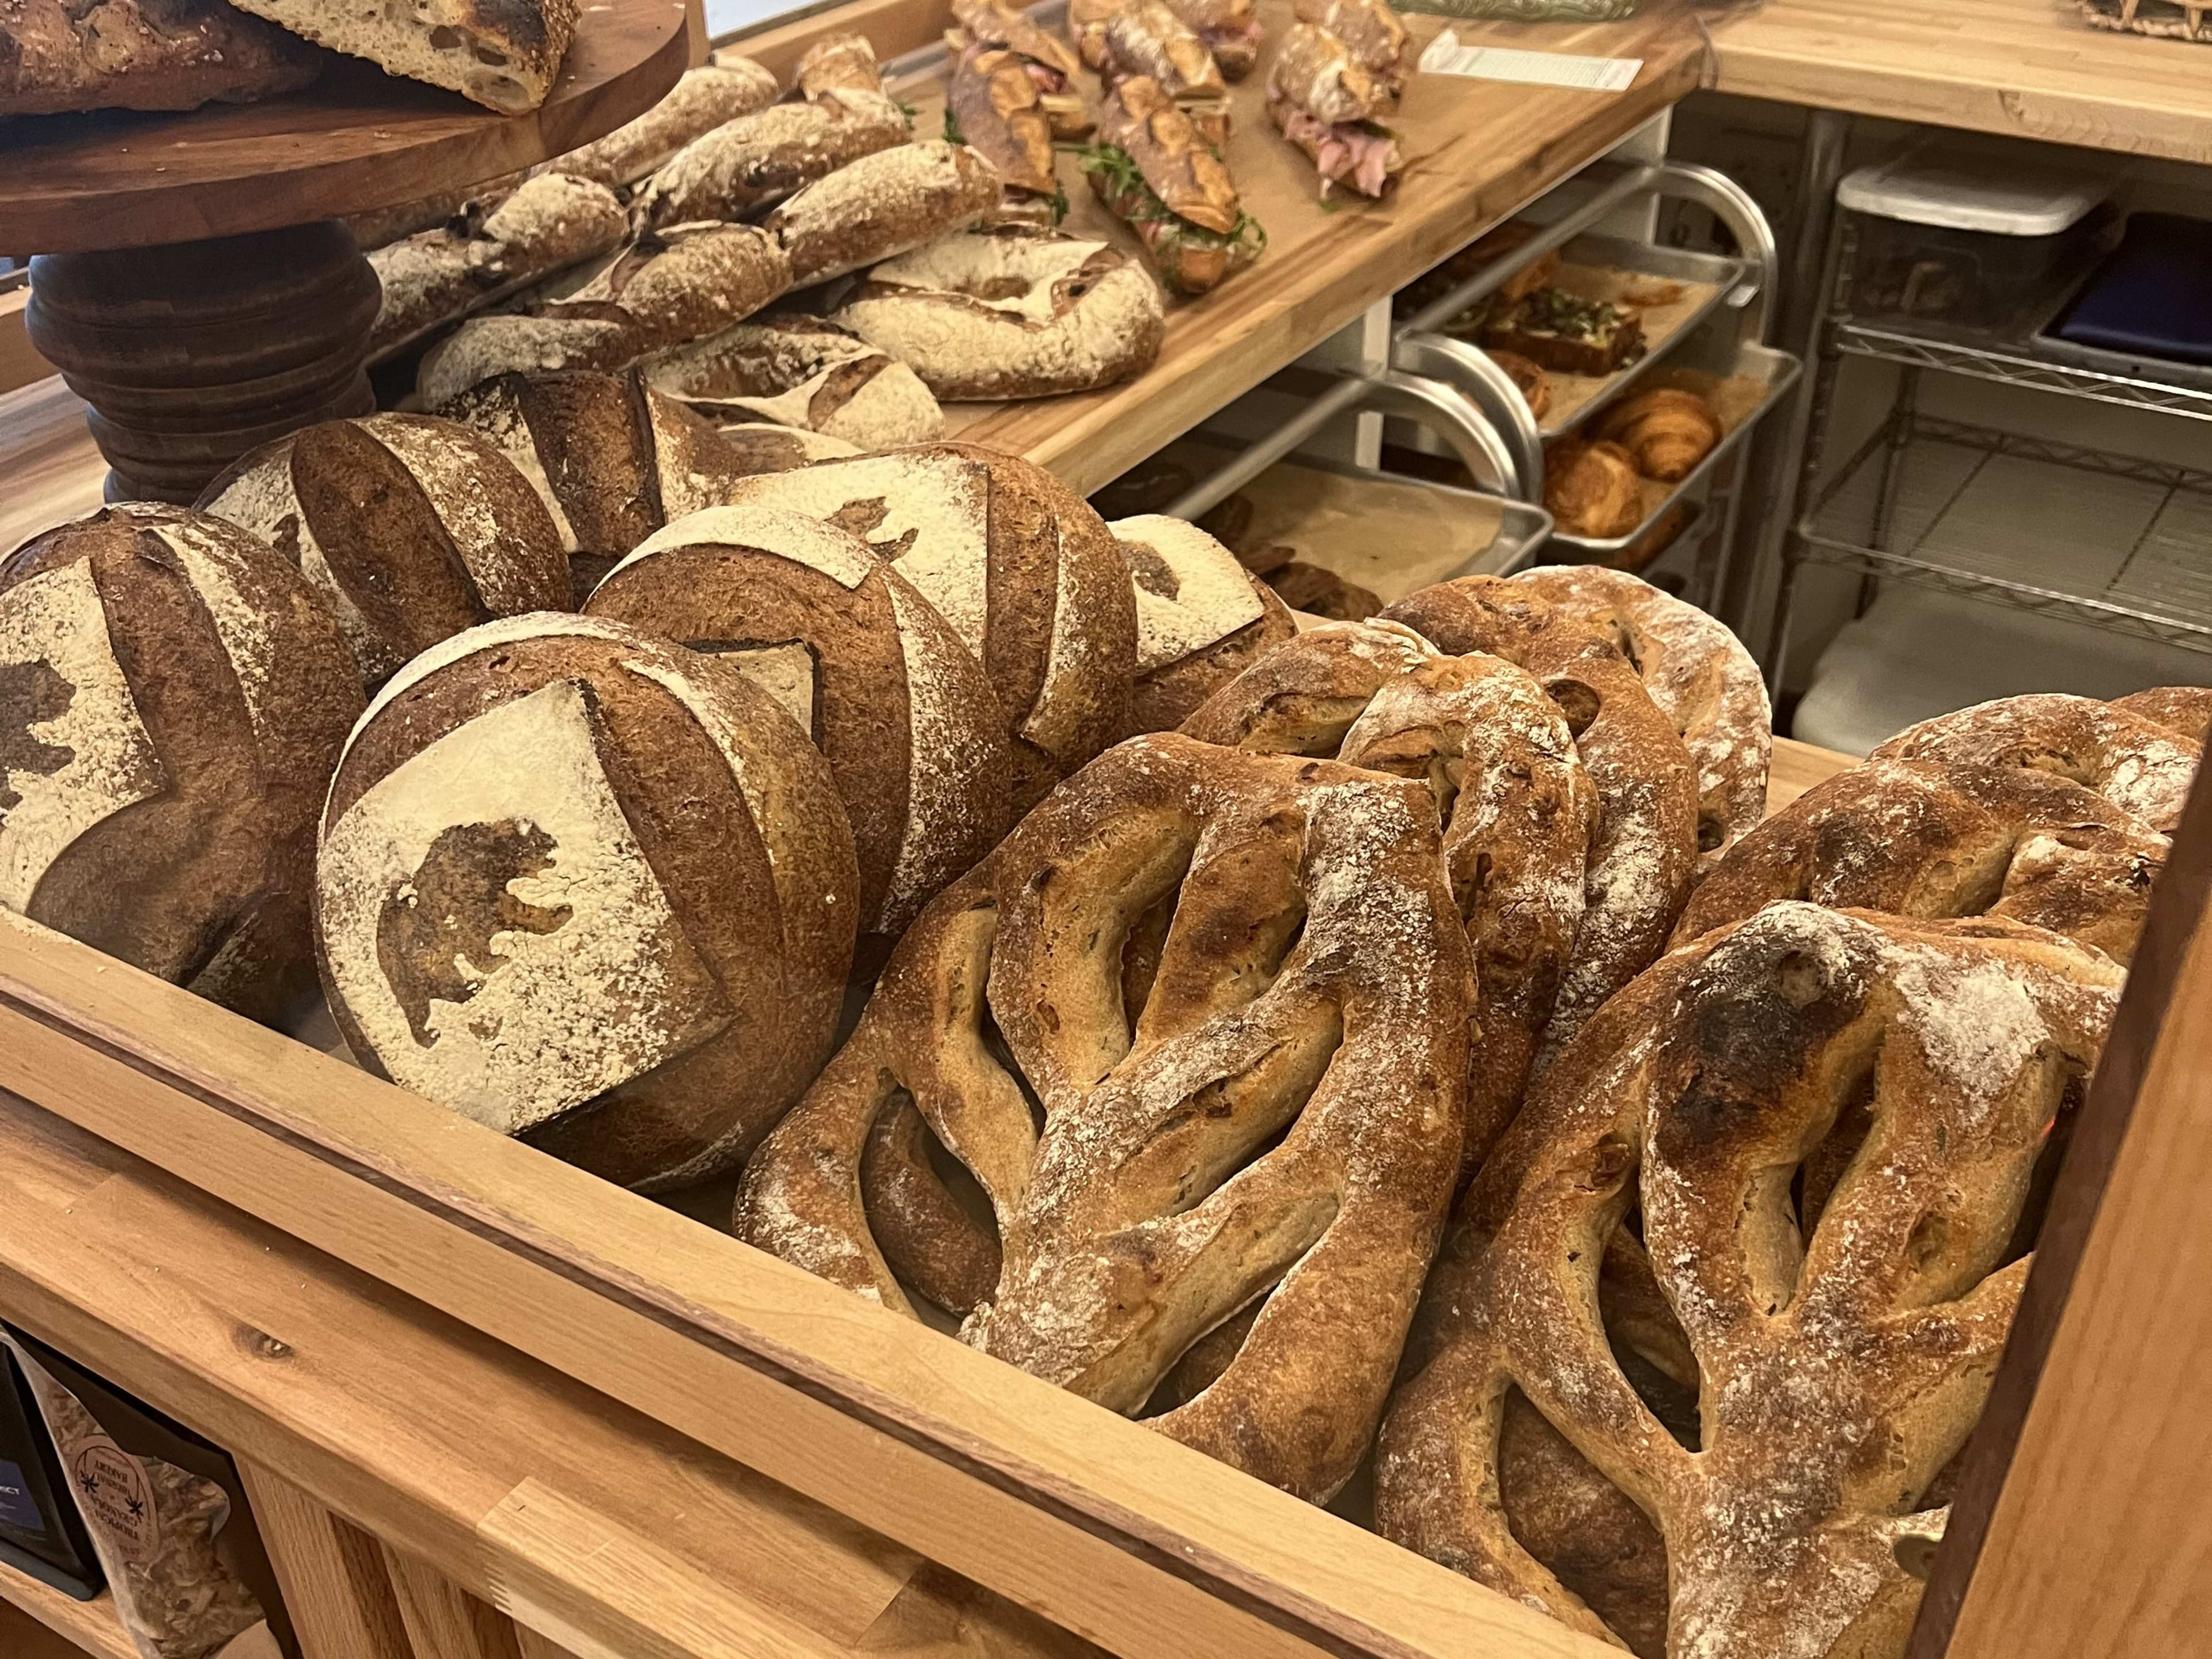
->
[
  {"left": 1652, "top": 161, "right": 1779, "bottom": 340},
  {"left": 1388, "top": 331, "right": 1543, "bottom": 497}
]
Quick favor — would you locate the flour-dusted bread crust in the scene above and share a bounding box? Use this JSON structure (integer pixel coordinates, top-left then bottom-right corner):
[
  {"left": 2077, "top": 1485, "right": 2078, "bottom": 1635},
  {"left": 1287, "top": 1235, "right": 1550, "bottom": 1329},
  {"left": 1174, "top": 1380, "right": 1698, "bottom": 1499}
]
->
[
  {"left": 416, "top": 308, "right": 644, "bottom": 410},
  {"left": 2109, "top": 684, "right": 2212, "bottom": 744},
  {"left": 642, "top": 317, "right": 943, "bottom": 449},
  {"left": 317, "top": 613, "right": 858, "bottom": 1189},
  {"left": 1180, "top": 616, "right": 1433, "bottom": 753},
  {"left": 1115, "top": 513, "right": 1293, "bottom": 733},
  {"left": 1675, "top": 757, "right": 2168, "bottom": 967},
  {"left": 737, "top": 732, "right": 1472, "bottom": 1502},
  {"left": 1380, "top": 903, "right": 2122, "bottom": 1659},
  {"left": 586, "top": 505, "right": 1010, "bottom": 937},
  {"left": 555, "top": 222, "right": 790, "bottom": 354},
  {"left": 0, "top": 505, "right": 362, "bottom": 1020},
  {"left": 767, "top": 142, "right": 1004, "bottom": 288},
  {"left": 229, "top": 0, "right": 574, "bottom": 111},
  {"left": 200, "top": 413, "right": 570, "bottom": 691},
  {"left": 368, "top": 172, "right": 627, "bottom": 359},
  {"left": 552, "top": 59, "right": 781, "bottom": 188},
  {"left": 1870, "top": 691, "right": 2202, "bottom": 835},
  {"left": 1512, "top": 566, "right": 1771, "bottom": 866},
  {"left": 1381, "top": 574, "right": 1698, "bottom": 1059},
  {"left": 836, "top": 226, "right": 1166, "bottom": 401},
  {"left": 0, "top": 0, "right": 325, "bottom": 113},
  {"left": 632, "top": 87, "right": 912, "bottom": 229},
  {"left": 721, "top": 443, "right": 1138, "bottom": 808},
  {"left": 435, "top": 366, "right": 792, "bottom": 592}
]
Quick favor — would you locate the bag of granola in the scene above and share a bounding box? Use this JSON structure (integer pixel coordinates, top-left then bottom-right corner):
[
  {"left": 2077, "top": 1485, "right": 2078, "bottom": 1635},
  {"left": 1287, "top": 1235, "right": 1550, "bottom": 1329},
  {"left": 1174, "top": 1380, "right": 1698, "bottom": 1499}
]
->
[{"left": 1, "top": 1328, "right": 294, "bottom": 1659}]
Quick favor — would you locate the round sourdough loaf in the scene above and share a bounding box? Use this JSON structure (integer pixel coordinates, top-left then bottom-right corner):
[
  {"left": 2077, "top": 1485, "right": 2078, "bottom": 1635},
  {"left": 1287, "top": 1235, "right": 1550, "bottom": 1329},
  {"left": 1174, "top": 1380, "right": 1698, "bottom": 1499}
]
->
[
  {"left": 434, "top": 368, "right": 791, "bottom": 594},
  {"left": 199, "top": 413, "right": 572, "bottom": 690},
  {"left": 718, "top": 443, "right": 1139, "bottom": 808},
  {"left": 585, "top": 506, "right": 1010, "bottom": 938},
  {"left": 315, "top": 613, "right": 859, "bottom": 1190},
  {"left": 0, "top": 504, "right": 362, "bottom": 1021},
  {"left": 1115, "top": 513, "right": 1296, "bottom": 733}
]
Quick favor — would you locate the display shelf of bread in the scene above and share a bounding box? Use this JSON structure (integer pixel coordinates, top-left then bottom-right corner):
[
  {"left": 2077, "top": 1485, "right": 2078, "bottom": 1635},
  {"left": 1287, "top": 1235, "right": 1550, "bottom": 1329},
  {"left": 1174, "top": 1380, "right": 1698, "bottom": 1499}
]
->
[{"left": 6, "top": 362, "right": 2207, "bottom": 1658}]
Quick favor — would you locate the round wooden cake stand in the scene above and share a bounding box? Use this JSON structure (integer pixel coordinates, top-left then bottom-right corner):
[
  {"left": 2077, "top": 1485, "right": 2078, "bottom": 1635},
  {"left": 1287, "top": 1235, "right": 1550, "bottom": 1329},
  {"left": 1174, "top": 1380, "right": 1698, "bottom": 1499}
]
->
[{"left": 0, "top": 0, "right": 687, "bottom": 503}]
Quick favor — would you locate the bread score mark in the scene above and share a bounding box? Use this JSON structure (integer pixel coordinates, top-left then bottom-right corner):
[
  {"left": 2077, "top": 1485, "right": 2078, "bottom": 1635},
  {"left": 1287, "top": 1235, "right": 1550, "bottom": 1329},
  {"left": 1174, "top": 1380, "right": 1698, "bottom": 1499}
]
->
[
  {"left": 321, "top": 677, "right": 732, "bottom": 1135},
  {"left": 0, "top": 562, "right": 166, "bottom": 914}
]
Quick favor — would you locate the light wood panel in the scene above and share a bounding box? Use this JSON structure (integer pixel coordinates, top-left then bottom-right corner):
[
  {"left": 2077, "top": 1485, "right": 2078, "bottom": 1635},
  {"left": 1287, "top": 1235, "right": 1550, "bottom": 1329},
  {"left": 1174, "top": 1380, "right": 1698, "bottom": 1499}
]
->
[
  {"left": 1766, "top": 733, "right": 1855, "bottom": 810},
  {"left": 238, "top": 1463, "right": 415, "bottom": 1659},
  {"left": 382, "top": 1550, "right": 525, "bottom": 1659},
  {"left": 1709, "top": 0, "right": 2212, "bottom": 163},
  {"left": 0, "top": 1566, "right": 134, "bottom": 1659},
  {"left": 0, "top": 1597, "right": 106, "bottom": 1659}
]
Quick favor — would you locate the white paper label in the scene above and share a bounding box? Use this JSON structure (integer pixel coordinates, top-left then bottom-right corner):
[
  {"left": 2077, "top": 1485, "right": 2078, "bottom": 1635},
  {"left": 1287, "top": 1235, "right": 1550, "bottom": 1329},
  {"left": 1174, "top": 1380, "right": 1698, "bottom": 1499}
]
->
[{"left": 1418, "top": 32, "right": 1642, "bottom": 92}]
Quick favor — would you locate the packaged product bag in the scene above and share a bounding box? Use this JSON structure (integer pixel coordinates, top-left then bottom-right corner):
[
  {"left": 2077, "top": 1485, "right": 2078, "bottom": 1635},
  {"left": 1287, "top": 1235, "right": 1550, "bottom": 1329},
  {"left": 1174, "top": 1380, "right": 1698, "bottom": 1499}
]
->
[{"left": 0, "top": 1338, "right": 104, "bottom": 1599}]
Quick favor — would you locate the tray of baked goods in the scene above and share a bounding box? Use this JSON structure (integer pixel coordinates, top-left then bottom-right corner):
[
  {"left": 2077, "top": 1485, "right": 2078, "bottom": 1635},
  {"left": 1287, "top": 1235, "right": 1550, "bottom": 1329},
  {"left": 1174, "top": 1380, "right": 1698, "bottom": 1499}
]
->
[
  {"left": 1395, "top": 225, "right": 1750, "bottom": 443},
  {"left": 1, "top": 385, "right": 2205, "bottom": 1658}
]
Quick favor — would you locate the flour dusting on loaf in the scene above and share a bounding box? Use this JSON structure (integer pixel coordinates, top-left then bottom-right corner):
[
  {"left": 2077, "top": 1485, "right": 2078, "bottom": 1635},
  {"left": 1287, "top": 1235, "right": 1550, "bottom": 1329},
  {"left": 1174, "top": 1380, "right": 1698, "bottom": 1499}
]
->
[
  {"left": 1115, "top": 514, "right": 1267, "bottom": 671},
  {"left": 0, "top": 561, "right": 164, "bottom": 910}
]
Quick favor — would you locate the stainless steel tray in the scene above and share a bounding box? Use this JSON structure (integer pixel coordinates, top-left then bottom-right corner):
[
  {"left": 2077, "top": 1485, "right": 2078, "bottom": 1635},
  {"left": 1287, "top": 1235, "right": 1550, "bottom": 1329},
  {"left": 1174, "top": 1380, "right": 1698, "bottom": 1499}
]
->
[{"left": 1547, "top": 337, "right": 1801, "bottom": 560}]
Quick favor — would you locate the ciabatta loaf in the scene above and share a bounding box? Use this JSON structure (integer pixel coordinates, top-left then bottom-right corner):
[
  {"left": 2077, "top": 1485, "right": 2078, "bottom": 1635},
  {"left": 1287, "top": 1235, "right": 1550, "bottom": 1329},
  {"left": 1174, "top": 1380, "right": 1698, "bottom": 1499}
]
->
[
  {"left": 199, "top": 413, "right": 571, "bottom": 690},
  {"left": 720, "top": 443, "right": 1138, "bottom": 808},
  {"left": 0, "top": 505, "right": 362, "bottom": 1020},
  {"left": 317, "top": 613, "right": 858, "bottom": 1188},
  {"left": 642, "top": 317, "right": 942, "bottom": 449},
  {"left": 587, "top": 506, "right": 1010, "bottom": 937},
  {"left": 229, "top": 0, "right": 575, "bottom": 112}
]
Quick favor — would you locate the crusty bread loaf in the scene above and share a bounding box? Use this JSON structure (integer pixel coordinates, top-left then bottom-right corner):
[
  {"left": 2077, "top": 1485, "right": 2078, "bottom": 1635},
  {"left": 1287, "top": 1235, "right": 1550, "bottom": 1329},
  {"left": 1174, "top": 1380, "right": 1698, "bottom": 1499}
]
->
[
  {"left": 346, "top": 168, "right": 530, "bottom": 256},
  {"left": 552, "top": 59, "right": 781, "bottom": 188},
  {"left": 0, "top": 504, "right": 362, "bottom": 1020},
  {"left": 368, "top": 172, "right": 628, "bottom": 360},
  {"left": 632, "top": 88, "right": 912, "bottom": 229},
  {"left": 586, "top": 505, "right": 1011, "bottom": 937},
  {"left": 0, "top": 0, "right": 326, "bottom": 115},
  {"left": 199, "top": 413, "right": 572, "bottom": 690},
  {"left": 434, "top": 367, "right": 789, "bottom": 594},
  {"left": 791, "top": 31, "right": 882, "bottom": 98},
  {"left": 738, "top": 732, "right": 1472, "bottom": 1503},
  {"left": 719, "top": 443, "right": 1139, "bottom": 808},
  {"left": 766, "top": 142, "right": 1003, "bottom": 287},
  {"left": 416, "top": 306, "right": 643, "bottom": 410},
  {"left": 836, "top": 227, "right": 1166, "bottom": 401},
  {"left": 2111, "top": 684, "right": 2212, "bottom": 743},
  {"left": 1115, "top": 513, "right": 1294, "bottom": 733},
  {"left": 1180, "top": 616, "right": 1434, "bottom": 755},
  {"left": 229, "top": 0, "right": 575, "bottom": 112},
  {"left": 554, "top": 222, "right": 791, "bottom": 353},
  {"left": 641, "top": 317, "right": 943, "bottom": 450},
  {"left": 316, "top": 612, "right": 858, "bottom": 1189}
]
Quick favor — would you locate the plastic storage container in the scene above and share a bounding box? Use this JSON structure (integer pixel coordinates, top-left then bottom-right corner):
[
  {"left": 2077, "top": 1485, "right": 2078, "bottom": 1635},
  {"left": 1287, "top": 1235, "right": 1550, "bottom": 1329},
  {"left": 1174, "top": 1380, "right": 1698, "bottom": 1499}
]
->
[{"left": 1837, "top": 138, "right": 2119, "bottom": 336}]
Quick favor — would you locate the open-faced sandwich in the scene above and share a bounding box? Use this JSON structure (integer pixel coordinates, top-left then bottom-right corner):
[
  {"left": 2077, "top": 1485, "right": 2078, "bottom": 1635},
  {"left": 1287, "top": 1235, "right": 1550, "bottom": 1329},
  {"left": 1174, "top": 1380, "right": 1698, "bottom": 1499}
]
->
[
  {"left": 1267, "top": 21, "right": 1403, "bottom": 199},
  {"left": 948, "top": 0, "right": 1090, "bottom": 138},
  {"left": 1070, "top": 0, "right": 1232, "bottom": 143},
  {"left": 1082, "top": 75, "right": 1265, "bottom": 296}
]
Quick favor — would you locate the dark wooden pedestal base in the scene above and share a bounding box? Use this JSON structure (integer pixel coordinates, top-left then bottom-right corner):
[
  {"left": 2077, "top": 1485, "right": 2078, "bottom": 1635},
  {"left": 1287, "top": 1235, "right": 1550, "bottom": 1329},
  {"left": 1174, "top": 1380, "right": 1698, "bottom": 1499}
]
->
[{"left": 26, "top": 221, "right": 379, "bottom": 505}]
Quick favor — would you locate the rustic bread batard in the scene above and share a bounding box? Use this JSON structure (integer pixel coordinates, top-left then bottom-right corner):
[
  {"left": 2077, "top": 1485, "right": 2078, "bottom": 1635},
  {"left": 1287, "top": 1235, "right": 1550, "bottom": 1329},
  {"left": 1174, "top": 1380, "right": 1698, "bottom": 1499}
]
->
[
  {"left": 552, "top": 222, "right": 791, "bottom": 353},
  {"left": 229, "top": 0, "right": 574, "bottom": 112},
  {"left": 199, "top": 413, "right": 571, "bottom": 691},
  {"left": 416, "top": 306, "right": 643, "bottom": 411},
  {"left": 316, "top": 612, "right": 858, "bottom": 1190},
  {"left": 1511, "top": 566, "right": 1771, "bottom": 863},
  {"left": 720, "top": 444, "right": 1139, "bottom": 808},
  {"left": 791, "top": 31, "right": 882, "bottom": 98},
  {"left": 368, "top": 172, "right": 627, "bottom": 359},
  {"left": 642, "top": 317, "right": 943, "bottom": 450},
  {"left": 1115, "top": 513, "right": 1294, "bottom": 733},
  {"left": 0, "top": 505, "right": 361, "bottom": 1020},
  {"left": 585, "top": 506, "right": 1011, "bottom": 937},
  {"left": 835, "top": 227, "right": 1166, "bottom": 402},
  {"left": 632, "top": 88, "right": 912, "bottom": 230},
  {"left": 767, "top": 142, "right": 1003, "bottom": 288},
  {"left": 551, "top": 59, "right": 782, "bottom": 190},
  {"left": 0, "top": 0, "right": 325, "bottom": 115}
]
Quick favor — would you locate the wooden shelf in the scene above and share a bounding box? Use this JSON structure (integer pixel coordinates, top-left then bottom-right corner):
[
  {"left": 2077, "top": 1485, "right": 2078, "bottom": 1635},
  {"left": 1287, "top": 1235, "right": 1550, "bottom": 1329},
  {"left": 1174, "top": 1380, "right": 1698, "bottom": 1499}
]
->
[{"left": 0, "top": 1563, "right": 134, "bottom": 1659}]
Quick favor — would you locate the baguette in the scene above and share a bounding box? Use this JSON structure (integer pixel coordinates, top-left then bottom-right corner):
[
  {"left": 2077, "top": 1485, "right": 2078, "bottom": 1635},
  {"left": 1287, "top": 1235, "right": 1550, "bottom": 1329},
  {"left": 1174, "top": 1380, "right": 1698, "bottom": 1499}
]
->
[
  {"left": 555, "top": 222, "right": 790, "bottom": 352},
  {"left": 793, "top": 32, "right": 884, "bottom": 97},
  {"left": 551, "top": 60, "right": 781, "bottom": 189},
  {"left": 947, "top": 0, "right": 1090, "bottom": 138},
  {"left": 946, "top": 47, "right": 1062, "bottom": 210},
  {"left": 766, "top": 142, "right": 1003, "bottom": 287},
  {"left": 345, "top": 168, "right": 529, "bottom": 251},
  {"left": 1162, "top": 0, "right": 1262, "bottom": 78},
  {"left": 642, "top": 317, "right": 944, "bottom": 449},
  {"left": 1293, "top": 0, "right": 1408, "bottom": 90},
  {"left": 416, "top": 305, "right": 644, "bottom": 410},
  {"left": 366, "top": 172, "right": 627, "bottom": 361},
  {"left": 1082, "top": 77, "right": 1263, "bottom": 296},
  {"left": 1071, "top": 0, "right": 1231, "bottom": 139},
  {"left": 632, "top": 88, "right": 911, "bottom": 229},
  {"left": 1265, "top": 25, "right": 1403, "bottom": 200}
]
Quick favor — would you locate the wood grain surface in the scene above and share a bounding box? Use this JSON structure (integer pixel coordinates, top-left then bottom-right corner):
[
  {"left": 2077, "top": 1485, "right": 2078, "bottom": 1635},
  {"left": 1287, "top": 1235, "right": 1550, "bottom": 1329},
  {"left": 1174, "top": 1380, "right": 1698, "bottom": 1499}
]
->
[
  {"left": 238, "top": 1463, "right": 416, "bottom": 1659},
  {"left": 0, "top": 0, "right": 688, "bottom": 255},
  {"left": 0, "top": 1567, "right": 135, "bottom": 1659},
  {"left": 1707, "top": 0, "right": 2212, "bottom": 163}
]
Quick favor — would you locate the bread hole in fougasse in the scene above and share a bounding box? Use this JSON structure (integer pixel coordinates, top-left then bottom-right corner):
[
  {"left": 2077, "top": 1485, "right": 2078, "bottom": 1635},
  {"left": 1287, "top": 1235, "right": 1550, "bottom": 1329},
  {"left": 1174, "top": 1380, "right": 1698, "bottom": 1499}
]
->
[
  {"left": 976, "top": 1003, "right": 1049, "bottom": 1137},
  {"left": 860, "top": 1090, "right": 1002, "bottom": 1321},
  {"left": 1118, "top": 887, "right": 1177, "bottom": 1044},
  {"left": 1545, "top": 676, "right": 1603, "bottom": 738},
  {"left": 1997, "top": 1060, "right": 2088, "bottom": 1264}
]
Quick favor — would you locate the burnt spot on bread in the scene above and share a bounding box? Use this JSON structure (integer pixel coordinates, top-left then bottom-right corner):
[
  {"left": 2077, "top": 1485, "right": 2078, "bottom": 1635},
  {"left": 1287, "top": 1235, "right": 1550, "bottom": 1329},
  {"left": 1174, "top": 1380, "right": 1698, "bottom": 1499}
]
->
[
  {"left": 0, "top": 658, "right": 76, "bottom": 820},
  {"left": 378, "top": 817, "right": 574, "bottom": 1045},
  {"left": 1124, "top": 537, "right": 1181, "bottom": 600}
]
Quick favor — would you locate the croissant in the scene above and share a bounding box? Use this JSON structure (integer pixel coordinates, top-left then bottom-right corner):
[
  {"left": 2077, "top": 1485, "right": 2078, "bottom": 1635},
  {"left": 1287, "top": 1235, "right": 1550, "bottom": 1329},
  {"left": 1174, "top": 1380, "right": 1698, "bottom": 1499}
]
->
[
  {"left": 1487, "top": 349, "right": 1552, "bottom": 420},
  {"left": 1593, "top": 388, "right": 1722, "bottom": 483},
  {"left": 1544, "top": 438, "right": 1645, "bottom": 539}
]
